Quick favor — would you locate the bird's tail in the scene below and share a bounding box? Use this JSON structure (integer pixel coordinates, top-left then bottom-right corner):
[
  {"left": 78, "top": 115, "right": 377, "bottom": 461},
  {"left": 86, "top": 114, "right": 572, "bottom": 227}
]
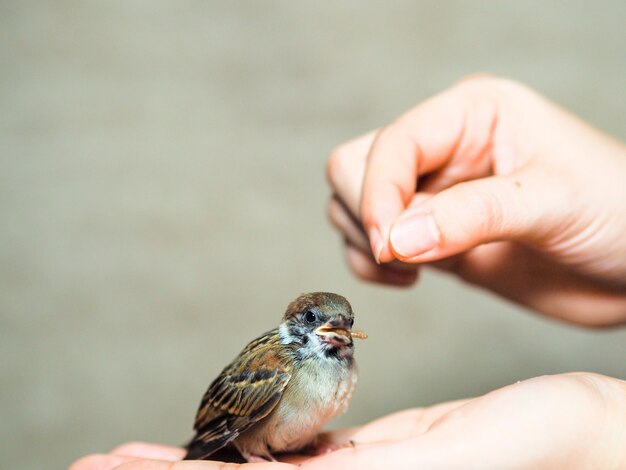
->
[
  {"left": 183, "top": 427, "right": 238, "bottom": 461},
  {"left": 184, "top": 436, "right": 219, "bottom": 460},
  {"left": 183, "top": 439, "right": 204, "bottom": 460}
]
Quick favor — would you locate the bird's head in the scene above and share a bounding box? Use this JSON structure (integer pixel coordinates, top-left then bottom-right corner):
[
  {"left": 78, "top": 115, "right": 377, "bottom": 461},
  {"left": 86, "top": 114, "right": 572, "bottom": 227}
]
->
[{"left": 279, "top": 292, "right": 366, "bottom": 360}]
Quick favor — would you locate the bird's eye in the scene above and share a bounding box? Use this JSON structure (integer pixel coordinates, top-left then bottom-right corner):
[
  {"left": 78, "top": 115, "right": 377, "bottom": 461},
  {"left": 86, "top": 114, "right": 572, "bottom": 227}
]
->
[
  {"left": 305, "top": 310, "right": 317, "bottom": 323},
  {"left": 349, "top": 318, "right": 354, "bottom": 327}
]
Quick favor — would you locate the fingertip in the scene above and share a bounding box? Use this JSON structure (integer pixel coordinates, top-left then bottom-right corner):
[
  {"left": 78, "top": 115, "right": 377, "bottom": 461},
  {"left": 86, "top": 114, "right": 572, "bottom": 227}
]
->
[{"left": 382, "top": 268, "right": 419, "bottom": 287}]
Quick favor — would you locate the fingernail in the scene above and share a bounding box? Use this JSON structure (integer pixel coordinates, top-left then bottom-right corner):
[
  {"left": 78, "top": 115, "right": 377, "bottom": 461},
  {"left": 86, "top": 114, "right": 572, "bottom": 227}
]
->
[
  {"left": 390, "top": 212, "right": 440, "bottom": 258},
  {"left": 368, "top": 227, "right": 384, "bottom": 264}
]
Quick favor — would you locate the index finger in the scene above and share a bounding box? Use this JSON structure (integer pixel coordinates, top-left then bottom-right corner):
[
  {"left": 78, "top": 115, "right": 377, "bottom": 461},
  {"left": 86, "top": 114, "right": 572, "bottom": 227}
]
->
[
  {"left": 360, "top": 89, "right": 468, "bottom": 263},
  {"left": 327, "top": 131, "right": 377, "bottom": 216}
]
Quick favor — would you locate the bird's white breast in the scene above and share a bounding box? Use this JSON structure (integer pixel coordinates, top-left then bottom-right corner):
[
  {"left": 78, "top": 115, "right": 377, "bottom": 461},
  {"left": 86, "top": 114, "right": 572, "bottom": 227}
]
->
[{"left": 263, "top": 354, "right": 357, "bottom": 453}]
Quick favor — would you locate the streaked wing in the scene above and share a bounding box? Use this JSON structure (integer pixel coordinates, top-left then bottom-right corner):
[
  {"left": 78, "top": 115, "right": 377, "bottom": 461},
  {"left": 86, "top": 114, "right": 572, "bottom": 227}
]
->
[{"left": 185, "top": 329, "right": 291, "bottom": 460}]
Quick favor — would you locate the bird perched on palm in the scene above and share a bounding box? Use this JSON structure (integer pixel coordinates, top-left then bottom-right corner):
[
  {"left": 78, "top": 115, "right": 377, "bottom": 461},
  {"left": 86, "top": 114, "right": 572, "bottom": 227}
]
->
[{"left": 185, "top": 292, "right": 367, "bottom": 462}]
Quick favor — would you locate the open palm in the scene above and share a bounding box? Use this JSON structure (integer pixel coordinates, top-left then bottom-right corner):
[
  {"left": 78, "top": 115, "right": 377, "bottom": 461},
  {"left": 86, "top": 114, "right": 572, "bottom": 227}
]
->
[{"left": 70, "top": 373, "right": 626, "bottom": 470}]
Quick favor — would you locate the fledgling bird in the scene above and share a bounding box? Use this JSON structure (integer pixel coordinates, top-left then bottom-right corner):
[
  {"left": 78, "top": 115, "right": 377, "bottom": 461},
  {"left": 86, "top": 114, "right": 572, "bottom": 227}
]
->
[{"left": 184, "top": 292, "right": 367, "bottom": 462}]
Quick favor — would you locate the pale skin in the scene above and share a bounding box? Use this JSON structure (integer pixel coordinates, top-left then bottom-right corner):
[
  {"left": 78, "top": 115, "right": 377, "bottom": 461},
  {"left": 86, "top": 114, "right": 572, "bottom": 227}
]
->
[{"left": 70, "top": 77, "right": 626, "bottom": 469}]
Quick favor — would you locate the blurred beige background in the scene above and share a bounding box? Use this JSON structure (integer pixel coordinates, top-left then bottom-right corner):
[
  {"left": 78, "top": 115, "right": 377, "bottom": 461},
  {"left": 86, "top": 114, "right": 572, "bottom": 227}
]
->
[{"left": 2, "top": 1, "right": 626, "bottom": 469}]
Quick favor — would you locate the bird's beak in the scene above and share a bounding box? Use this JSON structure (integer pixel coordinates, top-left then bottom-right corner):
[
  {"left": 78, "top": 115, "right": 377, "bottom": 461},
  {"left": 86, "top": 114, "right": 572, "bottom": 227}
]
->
[{"left": 315, "top": 319, "right": 367, "bottom": 346}]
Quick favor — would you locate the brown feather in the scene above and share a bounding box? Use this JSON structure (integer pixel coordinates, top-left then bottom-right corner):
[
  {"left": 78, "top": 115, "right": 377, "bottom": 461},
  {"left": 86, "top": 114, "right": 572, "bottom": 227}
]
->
[
  {"left": 185, "top": 329, "right": 293, "bottom": 460},
  {"left": 185, "top": 292, "right": 360, "bottom": 462}
]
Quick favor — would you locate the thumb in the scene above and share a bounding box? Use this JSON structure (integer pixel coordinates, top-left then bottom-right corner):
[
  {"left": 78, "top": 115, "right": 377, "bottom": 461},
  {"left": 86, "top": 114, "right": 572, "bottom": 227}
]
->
[{"left": 389, "top": 169, "right": 567, "bottom": 262}]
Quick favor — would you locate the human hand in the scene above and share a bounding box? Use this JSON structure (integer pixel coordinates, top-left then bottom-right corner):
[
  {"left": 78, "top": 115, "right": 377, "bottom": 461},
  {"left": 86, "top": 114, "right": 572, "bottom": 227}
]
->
[
  {"left": 69, "top": 373, "right": 626, "bottom": 470},
  {"left": 300, "top": 372, "right": 626, "bottom": 469},
  {"left": 327, "top": 76, "right": 626, "bottom": 325}
]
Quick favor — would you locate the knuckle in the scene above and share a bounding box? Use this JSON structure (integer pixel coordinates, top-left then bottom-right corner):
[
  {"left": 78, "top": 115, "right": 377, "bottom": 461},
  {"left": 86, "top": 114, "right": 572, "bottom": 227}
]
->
[
  {"left": 455, "top": 181, "right": 506, "bottom": 234},
  {"left": 372, "top": 123, "right": 401, "bottom": 147}
]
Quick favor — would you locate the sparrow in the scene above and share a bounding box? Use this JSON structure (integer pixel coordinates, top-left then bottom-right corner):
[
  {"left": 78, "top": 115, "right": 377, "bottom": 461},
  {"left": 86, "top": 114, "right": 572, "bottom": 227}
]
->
[{"left": 184, "top": 292, "right": 367, "bottom": 462}]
